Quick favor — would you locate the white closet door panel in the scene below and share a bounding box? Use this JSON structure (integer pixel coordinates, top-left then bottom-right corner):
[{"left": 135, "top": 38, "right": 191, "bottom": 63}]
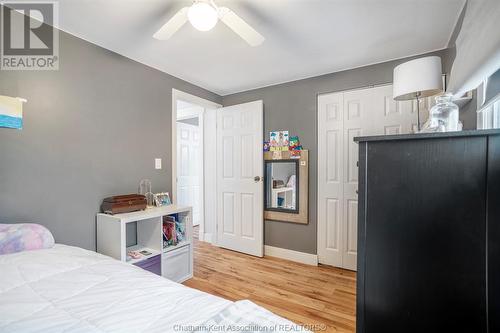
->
[
  {"left": 341, "top": 88, "right": 371, "bottom": 271},
  {"left": 318, "top": 84, "right": 417, "bottom": 271},
  {"left": 342, "top": 198, "right": 358, "bottom": 270},
  {"left": 374, "top": 85, "right": 415, "bottom": 135},
  {"left": 318, "top": 92, "right": 344, "bottom": 267}
]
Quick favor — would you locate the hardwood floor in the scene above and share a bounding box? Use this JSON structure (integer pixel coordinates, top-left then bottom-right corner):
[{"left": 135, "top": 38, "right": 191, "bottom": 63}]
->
[{"left": 183, "top": 227, "right": 356, "bottom": 333}]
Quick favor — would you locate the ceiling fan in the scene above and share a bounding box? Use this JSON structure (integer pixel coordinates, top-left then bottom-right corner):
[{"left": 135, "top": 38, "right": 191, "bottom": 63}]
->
[{"left": 153, "top": 0, "right": 265, "bottom": 46}]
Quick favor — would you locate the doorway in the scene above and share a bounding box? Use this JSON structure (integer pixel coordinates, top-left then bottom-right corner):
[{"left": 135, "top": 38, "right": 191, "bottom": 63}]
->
[
  {"left": 177, "top": 102, "right": 203, "bottom": 227},
  {"left": 172, "top": 89, "right": 221, "bottom": 242},
  {"left": 172, "top": 90, "right": 264, "bottom": 256}
]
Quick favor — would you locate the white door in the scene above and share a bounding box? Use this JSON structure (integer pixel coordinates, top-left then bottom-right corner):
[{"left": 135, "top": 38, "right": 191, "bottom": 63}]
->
[
  {"left": 177, "top": 121, "right": 202, "bottom": 226},
  {"left": 216, "top": 100, "right": 264, "bottom": 257},
  {"left": 318, "top": 85, "right": 420, "bottom": 270},
  {"left": 317, "top": 92, "right": 344, "bottom": 268}
]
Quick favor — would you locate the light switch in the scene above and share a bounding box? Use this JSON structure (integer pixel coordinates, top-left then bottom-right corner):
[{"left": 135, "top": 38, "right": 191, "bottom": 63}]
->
[{"left": 155, "top": 158, "right": 162, "bottom": 170}]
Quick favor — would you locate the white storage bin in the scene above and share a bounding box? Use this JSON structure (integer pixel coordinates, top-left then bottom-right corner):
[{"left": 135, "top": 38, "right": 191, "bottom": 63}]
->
[{"left": 162, "top": 244, "right": 192, "bottom": 283}]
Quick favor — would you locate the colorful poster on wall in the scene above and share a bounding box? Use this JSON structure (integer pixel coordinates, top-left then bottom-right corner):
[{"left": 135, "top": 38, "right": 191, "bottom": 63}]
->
[
  {"left": 0, "top": 96, "right": 23, "bottom": 129},
  {"left": 269, "top": 130, "right": 289, "bottom": 151}
]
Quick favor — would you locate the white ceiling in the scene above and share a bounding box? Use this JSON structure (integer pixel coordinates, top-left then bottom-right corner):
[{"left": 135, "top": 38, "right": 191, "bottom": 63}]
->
[{"left": 57, "top": 0, "right": 465, "bottom": 96}]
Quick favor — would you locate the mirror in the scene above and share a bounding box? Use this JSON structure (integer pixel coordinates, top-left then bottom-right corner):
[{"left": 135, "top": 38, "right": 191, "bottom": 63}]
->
[
  {"left": 264, "top": 150, "right": 308, "bottom": 224},
  {"left": 265, "top": 160, "right": 299, "bottom": 213}
]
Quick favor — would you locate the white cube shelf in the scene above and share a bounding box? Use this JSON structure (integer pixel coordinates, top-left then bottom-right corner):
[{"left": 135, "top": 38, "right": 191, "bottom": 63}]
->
[{"left": 96, "top": 205, "right": 193, "bottom": 283}]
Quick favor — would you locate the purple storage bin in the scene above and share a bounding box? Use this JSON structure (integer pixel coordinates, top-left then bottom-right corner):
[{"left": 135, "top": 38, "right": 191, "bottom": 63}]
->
[{"left": 133, "top": 254, "right": 161, "bottom": 276}]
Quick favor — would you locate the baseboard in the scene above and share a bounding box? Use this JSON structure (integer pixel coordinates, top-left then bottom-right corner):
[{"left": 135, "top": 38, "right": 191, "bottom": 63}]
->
[
  {"left": 264, "top": 245, "right": 318, "bottom": 266},
  {"left": 202, "top": 232, "right": 213, "bottom": 244}
]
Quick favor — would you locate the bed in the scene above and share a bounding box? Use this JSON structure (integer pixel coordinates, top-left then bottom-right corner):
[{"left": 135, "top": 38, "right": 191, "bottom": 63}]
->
[{"left": 0, "top": 244, "right": 306, "bottom": 333}]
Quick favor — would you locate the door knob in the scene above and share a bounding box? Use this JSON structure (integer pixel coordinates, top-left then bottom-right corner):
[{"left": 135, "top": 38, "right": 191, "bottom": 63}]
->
[{"left": 254, "top": 176, "right": 262, "bottom": 182}]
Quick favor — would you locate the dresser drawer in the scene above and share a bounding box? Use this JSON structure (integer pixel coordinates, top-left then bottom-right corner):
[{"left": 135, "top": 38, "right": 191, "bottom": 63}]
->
[{"left": 162, "top": 245, "right": 191, "bottom": 283}]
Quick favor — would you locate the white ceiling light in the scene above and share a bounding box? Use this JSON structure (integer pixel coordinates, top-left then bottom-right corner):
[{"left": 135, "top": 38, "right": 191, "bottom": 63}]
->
[
  {"left": 153, "top": 0, "right": 265, "bottom": 46},
  {"left": 187, "top": 2, "right": 218, "bottom": 31}
]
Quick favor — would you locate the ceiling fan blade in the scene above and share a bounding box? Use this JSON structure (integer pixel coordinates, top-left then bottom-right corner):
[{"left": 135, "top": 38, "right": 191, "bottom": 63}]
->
[
  {"left": 153, "top": 7, "right": 189, "bottom": 40},
  {"left": 218, "top": 7, "right": 265, "bottom": 47}
]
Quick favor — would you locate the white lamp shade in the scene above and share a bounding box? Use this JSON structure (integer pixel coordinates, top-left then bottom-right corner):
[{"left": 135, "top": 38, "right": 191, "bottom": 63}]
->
[{"left": 393, "top": 56, "right": 443, "bottom": 101}]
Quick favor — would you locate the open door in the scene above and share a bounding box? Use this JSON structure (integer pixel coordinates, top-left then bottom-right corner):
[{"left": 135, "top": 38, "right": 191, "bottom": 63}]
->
[
  {"left": 216, "top": 100, "right": 263, "bottom": 257},
  {"left": 177, "top": 120, "right": 202, "bottom": 226}
]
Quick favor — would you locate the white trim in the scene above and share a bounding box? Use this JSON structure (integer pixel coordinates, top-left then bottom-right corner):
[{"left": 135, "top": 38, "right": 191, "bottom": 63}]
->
[
  {"left": 264, "top": 245, "right": 318, "bottom": 266},
  {"left": 477, "top": 93, "right": 500, "bottom": 129},
  {"left": 201, "top": 232, "right": 213, "bottom": 243},
  {"left": 197, "top": 231, "right": 214, "bottom": 244}
]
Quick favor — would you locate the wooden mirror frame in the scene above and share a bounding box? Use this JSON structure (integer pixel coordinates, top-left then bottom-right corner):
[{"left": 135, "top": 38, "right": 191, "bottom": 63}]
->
[{"left": 264, "top": 150, "right": 308, "bottom": 224}]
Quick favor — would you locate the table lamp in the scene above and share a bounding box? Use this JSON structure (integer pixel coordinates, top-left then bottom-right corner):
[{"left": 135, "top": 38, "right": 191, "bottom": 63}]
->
[{"left": 393, "top": 56, "right": 443, "bottom": 131}]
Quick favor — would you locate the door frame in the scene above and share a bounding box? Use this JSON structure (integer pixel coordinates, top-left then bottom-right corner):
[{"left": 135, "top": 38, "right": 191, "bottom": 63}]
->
[{"left": 172, "top": 89, "right": 222, "bottom": 241}]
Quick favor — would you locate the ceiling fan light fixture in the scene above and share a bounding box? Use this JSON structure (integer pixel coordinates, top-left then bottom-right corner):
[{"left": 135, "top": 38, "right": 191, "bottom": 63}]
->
[{"left": 187, "top": 2, "right": 218, "bottom": 32}]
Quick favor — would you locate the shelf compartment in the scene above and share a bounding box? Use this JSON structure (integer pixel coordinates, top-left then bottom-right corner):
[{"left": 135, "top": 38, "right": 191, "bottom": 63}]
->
[
  {"left": 162, "top": 245, "right": 191, "bottom": 283},
  {"left": 133, "top": 253, "right": 161, "bottom": 276},
  {"left": 163, "top": 240, "right": 190, "bottom": 253},
  {"left": 97, "top": 205, "right": 193, "bottom": 283},
  {"left": 126, "top": 245, "right": 161, "bottom": 265}
]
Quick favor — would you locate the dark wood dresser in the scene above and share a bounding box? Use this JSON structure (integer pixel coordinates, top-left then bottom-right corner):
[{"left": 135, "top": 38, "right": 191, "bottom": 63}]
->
[{"left": 355, "top": 129, "right": 500, "bottom": 333}]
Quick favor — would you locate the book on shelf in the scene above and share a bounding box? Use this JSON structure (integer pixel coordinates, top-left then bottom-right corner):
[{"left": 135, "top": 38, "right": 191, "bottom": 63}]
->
[
  {"left": 127, "top": 250, "right": 143, "bottom": 260},
  {"left": 163, "top": 217, "right": 177, "bottom": 248},
  {"left": 162, "top": 214, "right": 187, "bottom": 248},
  {"left": 127, "top": 248, "right": 156, "bottom": 261}
]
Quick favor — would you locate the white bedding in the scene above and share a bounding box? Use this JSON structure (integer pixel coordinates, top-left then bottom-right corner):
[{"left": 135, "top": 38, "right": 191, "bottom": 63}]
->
[{"left": 0, "top": 244, "right": 232, "bottom": 333}]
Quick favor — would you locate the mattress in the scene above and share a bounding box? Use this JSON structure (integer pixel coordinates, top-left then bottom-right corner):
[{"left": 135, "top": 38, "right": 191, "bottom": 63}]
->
[{"left": 0, "top": 244, "right": 231, "bottom": 333}]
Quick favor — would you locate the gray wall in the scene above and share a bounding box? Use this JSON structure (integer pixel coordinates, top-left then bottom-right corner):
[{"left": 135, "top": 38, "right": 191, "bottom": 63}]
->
[
  {"left": 223, "top": 48, "right": 459, "bottom": 254},
  {"left": 0, "top": 12, "right": 473, "bottom": 256},
  {"left": 0, "top": 29, "right": 221, "bottom": 251}
]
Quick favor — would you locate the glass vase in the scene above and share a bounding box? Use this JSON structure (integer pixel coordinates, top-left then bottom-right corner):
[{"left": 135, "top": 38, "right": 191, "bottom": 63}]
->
[{"left": 421, "top": 94, "right": 460, "bottom": 133}]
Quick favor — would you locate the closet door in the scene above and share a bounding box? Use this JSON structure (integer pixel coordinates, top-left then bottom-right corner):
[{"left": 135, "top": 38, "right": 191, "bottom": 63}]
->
[
  {"left": 341, "top": 88, "right": 377, "bottom": 270},
  {"left": 318, "top": 85, "right": 416, "bottom": 270},
  {"left": 371, "top": 85, "right": 417, "bottom": 135},
  {"left": 317, "top": 92, "right": 344, "bottom": 267}
]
